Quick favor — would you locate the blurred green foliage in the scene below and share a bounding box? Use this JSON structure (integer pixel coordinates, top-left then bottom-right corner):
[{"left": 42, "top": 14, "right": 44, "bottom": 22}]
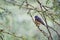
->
[{"left": 0, "top": 0, "right": 60, "bottom": 40}]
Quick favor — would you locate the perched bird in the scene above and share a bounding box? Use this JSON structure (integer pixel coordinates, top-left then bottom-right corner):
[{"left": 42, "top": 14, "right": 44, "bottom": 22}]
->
[{"left": 35, "top": 16, "right": 45, "bottom": 26}]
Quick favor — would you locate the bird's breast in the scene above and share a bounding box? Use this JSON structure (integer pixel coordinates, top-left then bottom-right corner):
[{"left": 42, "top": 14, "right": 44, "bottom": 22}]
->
[{"left": 35, "top": 20, "right": 41, "bottom": 26}]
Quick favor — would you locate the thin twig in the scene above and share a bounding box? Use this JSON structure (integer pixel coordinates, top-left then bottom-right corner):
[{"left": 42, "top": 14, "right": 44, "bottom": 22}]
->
[
  {"left": 0, "top": 30, "right": 3, "bottom": 40},
  {"left": 43, "top": 14, "right": 53, "bottom": 40},
  {"left": 51, "top": 15, "right": 60, "bottom": 26},
  {"left": 0, "top": 30, "right": 24, "bottom": 40},
  {"left": 2, "top": 31, "right": 23, "bottom": 39},
  {"left": 0, "top": 7, "right": 11, "bottom": 14}
]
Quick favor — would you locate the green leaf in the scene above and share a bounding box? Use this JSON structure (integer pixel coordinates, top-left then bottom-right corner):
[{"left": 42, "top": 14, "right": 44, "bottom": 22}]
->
[{"left": 46, "top": 0, "right": 50, "bottom": 5}]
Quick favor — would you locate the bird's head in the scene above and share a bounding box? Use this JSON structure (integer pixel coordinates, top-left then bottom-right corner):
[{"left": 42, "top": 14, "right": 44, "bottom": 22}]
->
[{"left": 35, "top": 16, "right": 39, "bottom": 20}]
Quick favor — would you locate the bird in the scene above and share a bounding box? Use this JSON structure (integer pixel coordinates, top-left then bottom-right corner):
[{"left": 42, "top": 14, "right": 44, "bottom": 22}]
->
[{"left": 35, "top": 16, "right": 45, "bottom": 26}]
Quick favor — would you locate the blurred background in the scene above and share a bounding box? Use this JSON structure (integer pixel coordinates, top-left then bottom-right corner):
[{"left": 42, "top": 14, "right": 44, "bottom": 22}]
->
[{"left": 0, "top": 0, "right": 60, "bottom": 40}]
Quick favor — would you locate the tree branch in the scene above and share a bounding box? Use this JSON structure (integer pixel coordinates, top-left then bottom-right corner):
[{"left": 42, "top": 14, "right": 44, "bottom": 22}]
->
[{"left": 36, "top": 0, "right": 53, "bottom": 40}]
